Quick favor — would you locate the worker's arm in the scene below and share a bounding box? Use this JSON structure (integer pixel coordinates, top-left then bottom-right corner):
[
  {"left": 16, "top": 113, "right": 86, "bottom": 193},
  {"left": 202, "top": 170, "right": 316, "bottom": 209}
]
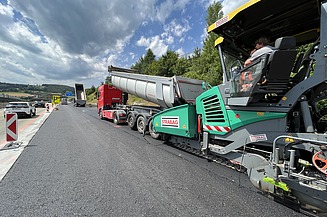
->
[{"left": 244, "top": 59, "right": 252, "bottom": 67}]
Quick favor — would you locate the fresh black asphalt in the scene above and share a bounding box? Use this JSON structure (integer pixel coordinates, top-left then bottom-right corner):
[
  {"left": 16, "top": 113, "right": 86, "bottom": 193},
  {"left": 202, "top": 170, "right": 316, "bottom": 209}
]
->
[{"left": 0, "top": 105, "right": 304, "bottom": 216}]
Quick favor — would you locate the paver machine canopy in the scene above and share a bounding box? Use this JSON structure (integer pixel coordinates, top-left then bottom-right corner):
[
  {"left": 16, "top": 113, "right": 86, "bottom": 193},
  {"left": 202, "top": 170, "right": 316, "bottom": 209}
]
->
[{"left": 208, "top": 0, "right": 325, "bottom": 107}]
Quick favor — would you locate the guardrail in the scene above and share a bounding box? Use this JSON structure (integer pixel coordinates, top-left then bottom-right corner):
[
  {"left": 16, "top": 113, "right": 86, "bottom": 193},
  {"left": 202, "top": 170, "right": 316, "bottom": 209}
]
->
[
  {"left": 0, "top": 94, "right": 22, "bottom": 108},
  {"left": 0, "top": 94, "right": 21, "bottom": 100}
]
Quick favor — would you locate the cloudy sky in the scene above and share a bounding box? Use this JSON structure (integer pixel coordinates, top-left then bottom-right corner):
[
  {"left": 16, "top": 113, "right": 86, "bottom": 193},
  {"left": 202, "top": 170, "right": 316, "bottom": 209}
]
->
[{"left": 0, "top": 0, "right": 247, "bottom": 88}]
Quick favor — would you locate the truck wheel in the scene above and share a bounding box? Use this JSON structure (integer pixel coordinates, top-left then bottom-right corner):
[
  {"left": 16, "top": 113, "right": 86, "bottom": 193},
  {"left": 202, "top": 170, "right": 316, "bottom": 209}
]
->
[
  {"left": 149, "top": 119, "right": 161, "bottom": 140},
  {"left": 99, "top": 109, "right": 104, "bottom": 120},
  {"left": 113, "top": 113, "right": 119, "bottom": 125},
  {"left": 127, "top": 114, "right": 137, "bottom": 130},
  {"left": 137, "top": 116, "right": 146, "bottom": 134}
]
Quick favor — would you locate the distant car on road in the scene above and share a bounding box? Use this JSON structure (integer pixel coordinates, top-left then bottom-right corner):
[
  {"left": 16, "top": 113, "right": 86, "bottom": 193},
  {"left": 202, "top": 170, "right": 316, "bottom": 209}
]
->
[
  {"left": 34, "top": 101, "right": 45, "bottom": 108},
  {"left": 61, "top": 98, "right": 68, "bottom": 105},
  {"left": 4, "top": 102, "right": 36, "bottom": 118}
]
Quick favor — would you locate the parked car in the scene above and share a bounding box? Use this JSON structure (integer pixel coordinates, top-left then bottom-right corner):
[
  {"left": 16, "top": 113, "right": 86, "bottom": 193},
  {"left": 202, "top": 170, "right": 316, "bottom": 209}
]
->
[
  {"left": 4, "top": 102, "right": 36, "bottom": 118},
  {"left": 34, "top": 101, "right": 45, "bottom": 108}
]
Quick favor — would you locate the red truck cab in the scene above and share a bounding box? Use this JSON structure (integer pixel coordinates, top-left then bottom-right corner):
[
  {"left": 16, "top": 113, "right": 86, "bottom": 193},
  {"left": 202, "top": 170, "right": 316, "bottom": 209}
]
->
[
  {"left": 97, "top": 84, "right": 123, "bottom": 111},
  {"left": 97, "top": 84, "right": 128, "bottom": 124}
]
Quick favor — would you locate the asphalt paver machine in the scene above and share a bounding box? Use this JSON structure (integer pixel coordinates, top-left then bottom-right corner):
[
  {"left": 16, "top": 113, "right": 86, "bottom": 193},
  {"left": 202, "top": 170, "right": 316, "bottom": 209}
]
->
[
  {"left": 152, "top": 0, "right": 327, "bottom": 214},
  {"left": 108, "top": 0, "right": 327, "bottom": 214}
]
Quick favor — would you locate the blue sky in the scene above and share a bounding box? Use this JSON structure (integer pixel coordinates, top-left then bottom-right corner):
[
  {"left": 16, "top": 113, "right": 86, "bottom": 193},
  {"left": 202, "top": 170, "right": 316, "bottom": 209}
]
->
[{"left": 0, "top": 0, "right": 247, "bottom": 88}]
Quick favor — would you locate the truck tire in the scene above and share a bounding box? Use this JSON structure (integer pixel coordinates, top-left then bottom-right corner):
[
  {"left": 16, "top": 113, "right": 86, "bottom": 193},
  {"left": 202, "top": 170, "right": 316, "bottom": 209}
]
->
[
  {"left": 137, "top": 116, "right": 146, "bottom": 134},
  {"left": 149, "top": 119, "right": 161, "bottom": 140},
  {"left": 29, "top": 111, "right": 33, "bottom": 118},
  {"left": 127, "top": 114, "right": 137, "bottom": 130},
  {"left": 113, "top": 113, "right": 119, "bottom": 125},
  {"left": 99, "top": 109, "right": 104, "bottom": 120}
]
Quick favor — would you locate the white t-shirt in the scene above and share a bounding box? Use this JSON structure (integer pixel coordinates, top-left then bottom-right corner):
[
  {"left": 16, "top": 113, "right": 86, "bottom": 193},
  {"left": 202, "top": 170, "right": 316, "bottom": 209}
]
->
[{"left": 249, "top": 45, "right": 274, "bottom": 61}]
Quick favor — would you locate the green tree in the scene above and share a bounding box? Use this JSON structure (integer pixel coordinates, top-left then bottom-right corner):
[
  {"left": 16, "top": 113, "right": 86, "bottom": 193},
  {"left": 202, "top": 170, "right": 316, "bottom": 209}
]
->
[
  {"left": 156, "top": 50, "right": 179, "bottom": 77},
  {"left": 173, "top": 57, "right": 190, "bottom": 76},
  {"left": 206, "top": 1, "right": 224, "bottom": 26},
  {"left": 132, "top": 49, "right": 156, "bottom": 74},
  {"left": 187, "top": 48, "right": 206, "bottom": 80},
  {"left": 86, "top": 85, "right": 96, "bottom": 96},
  {"left": 131, "top": 56, "right": 144, "bottom": 72},
  {"left": 147, "top": 61, "right": 160, "bottom": 76},
  {"left": 196, "top": 1, "right": 223, "bottom": 86},
  {"left": 105, "top": 76, "right": 111, "bottom": 84},
  {"left": 144, "top": 49, "right": 156, "bottom": 66},
  {"left": 201, "top": 32, "right": 223, "bottom": 85}
]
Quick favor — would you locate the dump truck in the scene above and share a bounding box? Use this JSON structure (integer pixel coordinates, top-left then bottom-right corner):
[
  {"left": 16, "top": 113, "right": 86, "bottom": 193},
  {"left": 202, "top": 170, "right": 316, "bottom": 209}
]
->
[
  {"left": 101, "top": 66, "right": 206, "bottom": 137},
  {"left": 74, "top": 83, "right": 86, "bottom": 107},
  {"left": 97, "top": 84, "right": 162, "bottom": 135},
  {"left": 106, "top": 0, "right": 327, "bottom": 215}
]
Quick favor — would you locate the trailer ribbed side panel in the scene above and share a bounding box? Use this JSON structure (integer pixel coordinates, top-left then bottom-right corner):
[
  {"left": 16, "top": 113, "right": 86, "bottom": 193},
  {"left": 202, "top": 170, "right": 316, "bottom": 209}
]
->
[{"left": 110, "top": 71, "right": 205, "bottom": 108}]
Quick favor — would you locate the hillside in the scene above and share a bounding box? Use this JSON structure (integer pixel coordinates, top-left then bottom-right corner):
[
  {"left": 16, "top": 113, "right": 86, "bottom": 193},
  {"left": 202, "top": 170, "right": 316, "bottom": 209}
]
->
[{"left": 0, "top": 82, "right": 74, "bottom": 96}]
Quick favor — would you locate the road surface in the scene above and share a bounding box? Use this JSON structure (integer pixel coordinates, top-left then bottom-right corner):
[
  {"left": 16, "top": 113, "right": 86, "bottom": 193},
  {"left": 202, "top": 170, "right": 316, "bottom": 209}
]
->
[
  {"left": 0, "top": 107, "right": 50, "bottom": 181},
  {"left": 0, "top": 105, "right": 304, "bottom": 216}
]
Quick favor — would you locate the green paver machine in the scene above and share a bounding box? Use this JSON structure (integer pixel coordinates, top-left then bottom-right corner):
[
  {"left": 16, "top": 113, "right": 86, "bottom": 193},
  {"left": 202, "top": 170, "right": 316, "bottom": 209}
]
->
[
  {"left": 108, "top": 0, "right": 327, "bottom": 214},
  {"left": 151, "top": 0, "right": 327, "bottom": 214}
]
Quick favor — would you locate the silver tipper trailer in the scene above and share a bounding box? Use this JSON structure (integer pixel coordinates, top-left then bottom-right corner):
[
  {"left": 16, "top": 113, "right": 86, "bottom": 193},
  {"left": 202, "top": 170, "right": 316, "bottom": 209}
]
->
[{"left": 108, "top": 65, "right": 206, "bottom": 108}]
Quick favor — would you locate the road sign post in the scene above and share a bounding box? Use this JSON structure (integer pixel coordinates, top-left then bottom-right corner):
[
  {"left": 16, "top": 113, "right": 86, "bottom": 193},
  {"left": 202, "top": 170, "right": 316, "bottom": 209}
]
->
[{"left": 6, "top": 113, "right": 18, "bottom": 142}]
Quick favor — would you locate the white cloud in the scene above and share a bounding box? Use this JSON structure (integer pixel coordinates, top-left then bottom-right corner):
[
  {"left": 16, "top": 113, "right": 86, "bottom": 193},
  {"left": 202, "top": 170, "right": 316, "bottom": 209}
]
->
[
  {"left": 156, "top": 0, "right": 191, "bottom": 23},
  {"left": 221, "top": 0, "right": 248, "bottom": 15},
  {"left": 129, "top": 52, "right": 136, "bottom": 60},
  {"left": 136, "top": 36, "right": 151, "bottom": 47},
  {"left": 136, "top": 35, "right": 168, "bottom": 57},
  {"left": 0, "top": 0, "right": 158, "bottom": 87},
  {"left": 166, "top": 35, "right": 174, "bottom": 44},
  {"left": 9, "top": 0, "right": 155, "bottom": 56},
  {"left": 164, "top": 19, "right": 191, "bottom": 38},
  {"left": 0, "top": 3, "right": 14, "bottom": 24},
  {"left": 199, "top": 0, "right": 248, "bottom": 16},
  {"left": 0, "top": 0, "right": 208, "bottom": 87},
  {"left": 107, "top": 54, "right": 120, "bottom": 66},
  {"left": 176, "top": 48, "right": 184, "bottom": 56}
]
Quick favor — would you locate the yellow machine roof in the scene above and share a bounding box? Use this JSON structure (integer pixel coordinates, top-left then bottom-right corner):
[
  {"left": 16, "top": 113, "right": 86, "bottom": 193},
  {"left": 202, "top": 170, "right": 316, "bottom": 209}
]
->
[{"left": 208, "top": 0, "right": 322, "bottom": 58}]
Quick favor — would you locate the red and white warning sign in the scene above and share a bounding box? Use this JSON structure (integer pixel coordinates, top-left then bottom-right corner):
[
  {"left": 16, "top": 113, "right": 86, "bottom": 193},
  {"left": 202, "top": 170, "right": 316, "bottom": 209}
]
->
[{"left": 6, "top": 113, "right": 18, "bottom": 142}]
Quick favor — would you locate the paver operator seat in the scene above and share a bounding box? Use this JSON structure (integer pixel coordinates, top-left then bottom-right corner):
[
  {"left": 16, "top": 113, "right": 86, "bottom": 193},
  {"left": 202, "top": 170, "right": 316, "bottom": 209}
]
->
[
  {"left": 231, "top": 36, "right": 297, "bottom": 103},
  {"left": 257, "top": 36, "right": 297, "bottom": 92}
]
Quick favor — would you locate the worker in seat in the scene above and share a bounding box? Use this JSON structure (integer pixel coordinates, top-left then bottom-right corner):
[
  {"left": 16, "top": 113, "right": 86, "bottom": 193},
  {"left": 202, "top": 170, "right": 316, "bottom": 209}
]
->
[
  {"left": 244, "top": 37, "right": 274, "bottom": 67},
  {"left": 239, "top": 37, "right": 274, "bottom": 92},
  {"left": 260, "top": 36, "right": 297, "bottom": 85}
]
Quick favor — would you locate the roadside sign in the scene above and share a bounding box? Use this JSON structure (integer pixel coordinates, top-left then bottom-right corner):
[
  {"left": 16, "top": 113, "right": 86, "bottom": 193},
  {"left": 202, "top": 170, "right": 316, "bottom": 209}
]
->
[
  {"left": 66, "top": 91, "right": 73, "bottom": 96},
  {"left": 52, "top": 95, "right": 61, "bottom": 104},
  {"left": 6, "top": 113, "right": 18, "bottom": 142}
]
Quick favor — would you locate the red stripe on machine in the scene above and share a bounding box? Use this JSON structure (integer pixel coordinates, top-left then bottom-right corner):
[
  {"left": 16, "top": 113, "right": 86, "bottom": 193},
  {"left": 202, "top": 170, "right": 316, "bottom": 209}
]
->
[
  {"left": 224, "top": 127, "right": 231, "bottom": 132},
  {"left": 203, "top": 125, "right": 230, "bottom": 133},
  {"left": 214, "top": 126, "right": 222, "bottom": 132}
]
